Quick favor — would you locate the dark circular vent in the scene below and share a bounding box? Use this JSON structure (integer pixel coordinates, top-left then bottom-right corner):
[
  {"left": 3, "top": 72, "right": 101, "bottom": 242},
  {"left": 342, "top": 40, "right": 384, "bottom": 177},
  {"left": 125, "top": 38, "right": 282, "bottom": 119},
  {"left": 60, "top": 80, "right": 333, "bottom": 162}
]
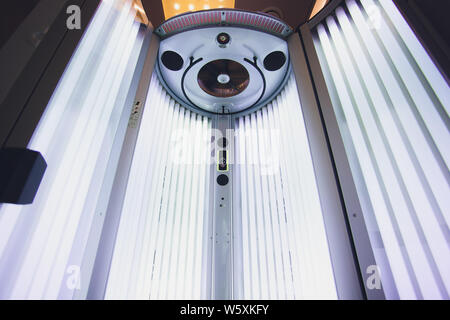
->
[
  {"left": 198, "top": 59, "right": 250, "bottom": 98},
  {"left": 217, "top": 174, "right": 229, "bottom": 186},
  {"left": 263, "top": 51, "right": 286, "bottom": 71},
  {"left": 161, "top": 50, "right": 184, "bottom": 71}
]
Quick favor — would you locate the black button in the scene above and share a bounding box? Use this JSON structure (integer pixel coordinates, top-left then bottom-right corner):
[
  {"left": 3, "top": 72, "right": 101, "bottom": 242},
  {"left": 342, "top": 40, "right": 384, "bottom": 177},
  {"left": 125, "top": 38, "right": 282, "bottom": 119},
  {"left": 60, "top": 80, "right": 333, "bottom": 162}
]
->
[{"left": 217, "top": 174, "right": 229, "bottom": 186}]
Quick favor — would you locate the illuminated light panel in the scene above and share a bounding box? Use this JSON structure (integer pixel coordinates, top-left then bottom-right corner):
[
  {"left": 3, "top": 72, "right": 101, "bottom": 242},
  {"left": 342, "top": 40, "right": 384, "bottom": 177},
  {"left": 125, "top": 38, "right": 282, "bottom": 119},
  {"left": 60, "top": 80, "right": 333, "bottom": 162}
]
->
[
  {"left": 162, "top": 0, "right": 235, "bottom": 20},
  {"left": 0, "top": 0, "right": 144, "bottom": 299},
  {"left": 313, "top": 0, "right": 450, "bottom": 299},
  {"left": 309, "top": 0, "right": 329, "bottom": 19},
  {"left": 105, "top": 74, "right": 212, "bottom": 300},
  {"left": 234, "top": 75, "right": 338, "bottom": 300}
]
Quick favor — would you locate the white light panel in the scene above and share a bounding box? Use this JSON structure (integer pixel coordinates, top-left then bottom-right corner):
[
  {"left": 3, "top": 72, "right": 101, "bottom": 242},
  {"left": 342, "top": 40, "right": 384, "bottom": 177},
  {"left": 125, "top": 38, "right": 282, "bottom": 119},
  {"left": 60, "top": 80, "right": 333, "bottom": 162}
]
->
[
  {"left": 313, "top": 0, "right": 450, "bottom": 299},
  {"left": 104, "top": 74, "right": 212, "bottom": 300},
  {"left": 0, "top": 0, "right": 144, "bottom": 299},
  {"left": 234, "top": 75, "right": 338, "bottom": 300}
]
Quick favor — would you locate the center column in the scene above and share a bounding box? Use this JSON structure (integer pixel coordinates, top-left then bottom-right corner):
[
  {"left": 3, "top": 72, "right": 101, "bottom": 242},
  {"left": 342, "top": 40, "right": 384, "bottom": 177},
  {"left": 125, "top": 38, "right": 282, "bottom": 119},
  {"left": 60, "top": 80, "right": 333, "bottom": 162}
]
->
[{"left": 211, "top": 113, "right": 234, "bottom": 299}]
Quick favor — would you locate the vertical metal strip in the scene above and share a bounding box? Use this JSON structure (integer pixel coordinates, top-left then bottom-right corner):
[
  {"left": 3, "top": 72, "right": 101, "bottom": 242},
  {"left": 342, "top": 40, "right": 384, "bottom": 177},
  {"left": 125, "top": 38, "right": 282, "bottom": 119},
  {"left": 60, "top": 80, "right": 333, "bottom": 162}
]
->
[
  {"left": 212, "top": 114, "right": 233, "bottom": 299},
  {"left": 289, "top": 29, "right": 378, "bottom": 299},
  {"left": 87, "top": 30, "right": 159, "bottom": 299}
]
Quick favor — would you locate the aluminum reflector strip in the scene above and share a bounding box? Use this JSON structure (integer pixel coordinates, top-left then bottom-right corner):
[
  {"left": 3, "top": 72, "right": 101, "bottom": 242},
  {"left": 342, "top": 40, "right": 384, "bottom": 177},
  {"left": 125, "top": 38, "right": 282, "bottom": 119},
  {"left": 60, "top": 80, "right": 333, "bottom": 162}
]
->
[
  {"left": 0, "top": 0, "right": 144, "bottom": 299},
  {"left": 313, "top": 0, "right": 450, "bottom": 299},
  {"left": 233, "top": 75, "right": 338, "bottom": 299},
  {"left": 105, "top": 75, "right": 212, "bottom": 300}
]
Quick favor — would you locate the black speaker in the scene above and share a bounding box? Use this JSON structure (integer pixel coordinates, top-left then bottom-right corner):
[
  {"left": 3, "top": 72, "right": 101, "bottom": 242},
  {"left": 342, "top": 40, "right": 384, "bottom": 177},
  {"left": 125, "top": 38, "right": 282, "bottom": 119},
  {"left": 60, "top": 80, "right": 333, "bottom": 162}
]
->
[
  {"left": 161, "top": 50, "right": 184, "bottom": 71},
  {"left": 263, "top": 51, "right": 286, "bottom": 71},
  {"left": 0, "top": 148, "right": 47, "bottom": 204}
]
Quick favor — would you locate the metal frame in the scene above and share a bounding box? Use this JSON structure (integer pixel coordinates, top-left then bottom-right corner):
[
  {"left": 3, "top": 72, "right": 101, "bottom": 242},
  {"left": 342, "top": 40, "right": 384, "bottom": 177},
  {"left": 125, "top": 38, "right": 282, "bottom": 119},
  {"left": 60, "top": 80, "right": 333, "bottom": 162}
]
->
[{"left": 86, "top": 29, "right": 159, "bottom": 299}]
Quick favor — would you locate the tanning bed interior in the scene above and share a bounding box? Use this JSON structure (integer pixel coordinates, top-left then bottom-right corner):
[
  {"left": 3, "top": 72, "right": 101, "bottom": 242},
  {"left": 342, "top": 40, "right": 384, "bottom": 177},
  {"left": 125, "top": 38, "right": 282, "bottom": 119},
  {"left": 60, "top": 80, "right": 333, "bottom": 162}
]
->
[{"left": 0, "top": 0, "right": 449, "bottom": 300}]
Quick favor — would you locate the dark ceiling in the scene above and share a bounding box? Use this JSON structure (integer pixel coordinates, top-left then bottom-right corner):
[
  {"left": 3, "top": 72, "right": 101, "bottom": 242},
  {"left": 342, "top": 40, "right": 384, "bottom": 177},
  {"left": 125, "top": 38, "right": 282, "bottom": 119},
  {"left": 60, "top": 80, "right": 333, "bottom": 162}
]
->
[{"left": 141, "top": 0, "right": 317, "bottom": 29}]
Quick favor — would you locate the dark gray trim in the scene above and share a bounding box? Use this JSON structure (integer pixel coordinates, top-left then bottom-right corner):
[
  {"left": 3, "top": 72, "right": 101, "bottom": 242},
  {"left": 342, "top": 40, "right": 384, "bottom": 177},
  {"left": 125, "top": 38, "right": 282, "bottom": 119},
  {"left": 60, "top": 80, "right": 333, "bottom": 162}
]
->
[
  {"left": 298, "top": 24, "right": 385, "bottom": 300},
  {"left": 0, "top": 0, "right": 69, "bottom": 107},
  {"left": 0, "top": 0, "right": 101, "bottom": 148}
]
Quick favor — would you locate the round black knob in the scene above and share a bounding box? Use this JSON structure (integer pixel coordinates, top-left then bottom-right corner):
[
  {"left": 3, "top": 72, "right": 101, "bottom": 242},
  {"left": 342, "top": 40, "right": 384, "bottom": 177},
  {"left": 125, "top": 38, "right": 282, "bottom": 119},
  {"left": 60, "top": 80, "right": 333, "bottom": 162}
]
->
[{"left": 217, "top": 174, "right": 229, "bottom": 186}]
